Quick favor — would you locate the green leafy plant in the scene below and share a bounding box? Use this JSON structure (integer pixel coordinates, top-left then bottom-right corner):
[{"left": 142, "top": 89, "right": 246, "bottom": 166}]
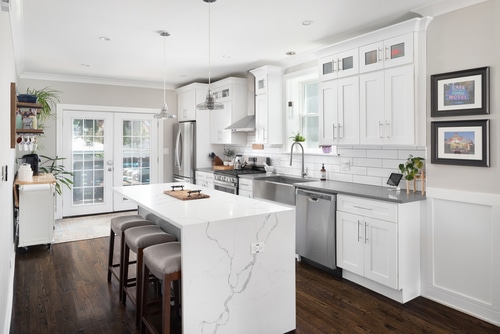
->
[
  {"left": 290, "top": 131, "right": 306, "bottom": 142},
  {"left": 399, "top": 155, "right": 424, "bottom": 181},
  {"left": 39, "top": 155, "right": 73, "bottom": 195},
  {"left": 26, "top": 87, "right": 61, "bottom": 126},
  {"left": 223, "top": 148, "right": 235, "bottom": 158}
]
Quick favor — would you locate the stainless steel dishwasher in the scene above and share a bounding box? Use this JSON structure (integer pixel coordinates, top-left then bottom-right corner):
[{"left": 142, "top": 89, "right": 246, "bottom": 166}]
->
[{"left": 296, "top": 188, "right": 337, "bottom": 270}]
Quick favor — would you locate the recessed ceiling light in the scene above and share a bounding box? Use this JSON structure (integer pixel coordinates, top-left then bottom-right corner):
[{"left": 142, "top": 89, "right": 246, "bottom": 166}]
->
[
  {"left": 99, "top": 36, "right": 111, "bottom": 41},
  {"left": 81, "top": 63, "right": 90, "bottom": 67},
  {"left": 302, "top": 20, "right": 313, "bottom": 26},
  {"left": 286, "top": 51, "right": 296, "bottom": 56}
]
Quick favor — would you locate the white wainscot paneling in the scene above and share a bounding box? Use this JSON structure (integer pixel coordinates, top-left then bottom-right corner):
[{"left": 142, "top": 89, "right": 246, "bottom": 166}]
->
[{"left": 424, "top": 188, "right": 500, "bottom": 326}]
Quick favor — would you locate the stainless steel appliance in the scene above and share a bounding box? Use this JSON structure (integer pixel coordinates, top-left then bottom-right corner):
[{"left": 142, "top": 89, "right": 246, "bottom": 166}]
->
[
  {"left": 295, "top": 188, "right": 338, "bottom": 271},
  {"left": 213, "top": 156, "right": 268, "bottom": 194},
  {"left": 173, "top": 121, "right": 196, "bottom": 183}
]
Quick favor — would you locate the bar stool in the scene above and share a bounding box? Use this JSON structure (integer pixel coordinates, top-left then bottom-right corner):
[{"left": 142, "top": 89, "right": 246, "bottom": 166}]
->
[
  {"left": 141, "top": 242, "right": 181, "bottom": 334},
  {"left": 108, "top": 215, "right": 155, "bottom": 283},
  {"left": 122, "top": 226, "right": 177, "bottom": 327}
]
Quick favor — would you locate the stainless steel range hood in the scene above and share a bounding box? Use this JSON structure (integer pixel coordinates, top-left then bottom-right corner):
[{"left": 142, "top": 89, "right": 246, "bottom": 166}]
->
[
  {"left": 225, "top": 114, "right": 255, "bottom": 132},
  {"left": 224, "top": 72, "right": 256, "bottom": 132}
]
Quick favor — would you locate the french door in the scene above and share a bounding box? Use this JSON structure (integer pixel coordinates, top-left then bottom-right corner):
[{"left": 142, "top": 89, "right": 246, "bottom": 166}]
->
[{"left": 61, "top": 110, "right": 158, "bottom": 217}]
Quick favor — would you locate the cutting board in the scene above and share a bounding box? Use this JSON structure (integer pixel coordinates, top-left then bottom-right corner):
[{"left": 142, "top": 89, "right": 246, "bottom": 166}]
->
[{"left": 164, "top": 189, "right": 210, "bottom": 201}]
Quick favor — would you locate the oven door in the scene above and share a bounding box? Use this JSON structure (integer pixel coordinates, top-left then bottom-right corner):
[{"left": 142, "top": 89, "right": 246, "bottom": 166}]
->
[{"left": 213, "top": 181, "right": 237, "bottom": 195}]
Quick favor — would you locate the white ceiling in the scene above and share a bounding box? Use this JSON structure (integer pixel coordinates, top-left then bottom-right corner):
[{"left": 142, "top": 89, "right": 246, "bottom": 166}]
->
[{"left": 9, "top": 0, "right": 476, "bottom": 89}]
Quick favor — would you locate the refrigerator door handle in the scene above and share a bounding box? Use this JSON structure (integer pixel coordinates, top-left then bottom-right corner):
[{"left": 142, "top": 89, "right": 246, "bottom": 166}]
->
[{"left": 175, "top": 129, "right": 182, "bottom": 168}]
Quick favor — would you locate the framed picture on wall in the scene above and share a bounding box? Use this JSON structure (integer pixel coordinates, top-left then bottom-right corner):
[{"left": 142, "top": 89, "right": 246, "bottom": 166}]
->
[
  {"left": 431, "top": 120, "right": 489, "bottom": 167},
  {"left": 431, "top": 67, "right": 489, "bottom": 117}
]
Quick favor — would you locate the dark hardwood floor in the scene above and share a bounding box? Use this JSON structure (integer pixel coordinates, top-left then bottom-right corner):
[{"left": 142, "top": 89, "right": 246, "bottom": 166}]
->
[{"left": 11, "top": 237, "right": 500, "bottom": 334}]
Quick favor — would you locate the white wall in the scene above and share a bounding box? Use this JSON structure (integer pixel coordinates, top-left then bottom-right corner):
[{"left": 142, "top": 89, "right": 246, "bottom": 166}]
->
[
  {"left": 0, "top": 10, "right": 18, "bottom": 334},
  {"left": 423, "top": 0, "right": 500, "bottom": 326}
]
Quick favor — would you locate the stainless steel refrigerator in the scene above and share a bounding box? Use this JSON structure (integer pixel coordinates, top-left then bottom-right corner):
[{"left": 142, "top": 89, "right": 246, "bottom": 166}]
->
[{"left": 173, "top": 121, "right": 196, "bottom": 183}]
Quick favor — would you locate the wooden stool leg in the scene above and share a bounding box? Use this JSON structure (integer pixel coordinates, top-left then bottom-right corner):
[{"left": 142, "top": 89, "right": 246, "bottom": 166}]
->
[
  {"left": 135, "top": 248, "right": 144, "bottom": 328},
  {"left": 107, "top": 228, "right": 115, "bottom": 282},
  {"left": 163, "top": 275, "right": 172, "bottom": 334},
  {"left": 121, "top": 243, "right": 130, "bottom": 304},
  {"left": 141, "top": 263, "right": 150, "bottom": 334}
]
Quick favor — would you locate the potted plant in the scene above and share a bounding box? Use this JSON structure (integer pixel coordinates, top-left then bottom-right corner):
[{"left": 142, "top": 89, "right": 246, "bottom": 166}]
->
[
  {"left": 38, "top": 155, "right": 73, "bottom": 196},
  {"left": 223, "top": 148, "right": 235, "bottom": 166},
  {"left": 25, "top": 87, "right": 61, "bottom": 127},
  {"left": 290, "top": 131, "right": 306, "bottom": 142},
  {"left": 399, "top": 154, "right": 424, "bottom": 194}
]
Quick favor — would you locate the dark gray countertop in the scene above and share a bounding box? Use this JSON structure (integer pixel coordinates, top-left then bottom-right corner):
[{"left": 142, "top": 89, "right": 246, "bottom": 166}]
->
[{"left": 294, "top": 180, "right": 426, "bottom": 204}]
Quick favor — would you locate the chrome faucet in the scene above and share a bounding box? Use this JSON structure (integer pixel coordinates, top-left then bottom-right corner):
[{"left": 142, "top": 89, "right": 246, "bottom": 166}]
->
[{"left": 290, "top": 142, "right": 307, "bottom": 177}]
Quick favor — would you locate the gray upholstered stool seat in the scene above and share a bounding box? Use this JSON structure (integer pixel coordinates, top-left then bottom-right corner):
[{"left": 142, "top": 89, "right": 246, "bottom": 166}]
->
[
  {"left": 122, "top": 225, "right": 177, "bottom": 327},
  {"left": 141, "top": 242, "right": 181, "bottom": 334},
  {"left": 108, "top": 215, "right": 154, "bottom": 283}
]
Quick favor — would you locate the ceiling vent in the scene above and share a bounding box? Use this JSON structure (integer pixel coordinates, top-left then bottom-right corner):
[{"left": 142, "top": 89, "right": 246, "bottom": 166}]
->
[{"left": 1, "top": 0, "right": 10, "bottom": 12}]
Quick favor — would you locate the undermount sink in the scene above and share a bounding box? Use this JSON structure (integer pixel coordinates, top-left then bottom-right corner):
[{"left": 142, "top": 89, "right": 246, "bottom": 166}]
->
[{"left": 252, "top": 175, "right": 315, "bottom": 205}]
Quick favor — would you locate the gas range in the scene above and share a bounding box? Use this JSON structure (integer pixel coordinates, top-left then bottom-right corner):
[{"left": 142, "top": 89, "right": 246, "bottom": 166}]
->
[{"left": 213, "top": 156, "right": 269, "bottom": 194}]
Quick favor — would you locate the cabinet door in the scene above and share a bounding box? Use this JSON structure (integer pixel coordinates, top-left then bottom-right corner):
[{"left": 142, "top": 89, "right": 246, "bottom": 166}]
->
[
  {"left": 318, "top": 80, "right": 337, "bottom": 145},
  {"left": 337, "top": 211, "right": 364, "bottom": 276},
  {"left": 363, "top": 217, "right": 398, "bottom": 289},
  {"left": 337, "top": 76, "right": 359, "bottom": 145},
  {"left": 384, "top": 65, "right": 414, "bottom": 145},
  {"left": 383, "top": 33, "right": 413, "bottom": 68},
  {"left": 195, "top": 171, "right": 205, "bottom": 186},
  {"left": 178, "top": 89, "right": 196, "bottom": 121},
  {"left": 359, "top": 71, "right": 385, "bottom": 144},
  {"left": 255, "top": 94, "right": 268, "bottom": 143},
  {"left": 254, "top": 72, "right": 268, "bottom": 95},
  {"left": 319, "top": 55, "right": 336, "bottom": 81},
  {"left": 359, "top": 41, "right": 384, "bottom": 73},
  {"left": 336, "top": 48, "right": 359, "bottom": 78}
]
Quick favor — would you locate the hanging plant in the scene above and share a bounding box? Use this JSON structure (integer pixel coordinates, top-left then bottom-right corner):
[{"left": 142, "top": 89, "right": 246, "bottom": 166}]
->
[{"left": 25, "top": 87, "right": 61, "bottom": 127}]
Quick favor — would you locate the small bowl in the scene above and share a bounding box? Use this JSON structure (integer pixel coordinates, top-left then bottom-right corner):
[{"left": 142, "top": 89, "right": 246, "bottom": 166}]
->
[{"left": 320, "top": 145, "right": 332, "bottom": 154}]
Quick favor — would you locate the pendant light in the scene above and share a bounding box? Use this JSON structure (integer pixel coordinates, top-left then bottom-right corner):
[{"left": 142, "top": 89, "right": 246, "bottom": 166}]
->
[
  {"left": 196, "top": 0, "right": 224, "bottom": 110},
  {"left": 154, "top": 30, "right": 176, "bottom": 119}
]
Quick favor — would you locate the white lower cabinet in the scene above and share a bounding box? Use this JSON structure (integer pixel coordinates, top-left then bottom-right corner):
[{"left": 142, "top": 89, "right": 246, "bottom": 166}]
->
[
  {"left": 336, "top": 194, "right": 421, "bottom": 303},
  {"left": 238, "top": 178, "right": 253, "bottom": 198},
  {"left": 195, "top": 171, "right": 214, "bottom": 189}
]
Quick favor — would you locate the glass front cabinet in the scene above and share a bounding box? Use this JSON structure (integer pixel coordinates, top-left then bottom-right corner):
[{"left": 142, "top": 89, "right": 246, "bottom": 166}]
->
[
  {"left": 359, "top": 33, "right": 414, "bottom": 73},
  {"left": 319, "top": 48, "right": 359, "bottom": 81}
]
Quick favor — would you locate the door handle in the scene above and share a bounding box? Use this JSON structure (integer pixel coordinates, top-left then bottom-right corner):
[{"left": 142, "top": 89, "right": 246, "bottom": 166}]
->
[{"left": 108, "top": 167, "right": 113, "bottom": 172}]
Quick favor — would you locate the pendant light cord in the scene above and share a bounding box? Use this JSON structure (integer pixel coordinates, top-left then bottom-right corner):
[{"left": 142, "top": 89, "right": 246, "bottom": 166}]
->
[
  {"left": 163, "top": 32, "right": 167, "bottom": 108},
  {"left": 207, "top": 2, "right": 212, "bottom": 88}
]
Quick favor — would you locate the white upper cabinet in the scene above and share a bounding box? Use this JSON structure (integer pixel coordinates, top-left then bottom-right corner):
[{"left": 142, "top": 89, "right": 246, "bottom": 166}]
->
[
  {"left": 319, "top": 48, "right": 359, "bottom": 81},
  {"left": 209, "top": 77, "right": 248, "bottom": 145},
  {"left": 359, "top": 33, "right": 414, "bottom": 73},
  {"left": 359, "top": 65, "right": 414, "bottom": 145},
  {"left": 176, "top": 83, "right": 208, "bottom": 122},
  {"left": 319, "top": 76, "right": 359, "bottom": 146},
  {"left": 250, "top": 66, "right": 283, "bottom": 145}
]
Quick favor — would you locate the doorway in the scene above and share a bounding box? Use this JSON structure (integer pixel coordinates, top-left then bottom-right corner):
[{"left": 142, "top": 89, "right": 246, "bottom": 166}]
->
[{"left": 58, "top": 106, "right": 161, "bottom": 218}]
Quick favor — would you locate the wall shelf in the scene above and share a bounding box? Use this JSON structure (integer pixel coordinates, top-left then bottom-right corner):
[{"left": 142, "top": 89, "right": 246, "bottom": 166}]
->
[{"left": 10, "top": 82, "right": 44, "bottom": 148}]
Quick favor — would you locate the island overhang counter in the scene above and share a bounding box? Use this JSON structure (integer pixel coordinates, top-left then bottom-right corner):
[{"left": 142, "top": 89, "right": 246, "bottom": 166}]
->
[{"left": 114, "top": 183, "right": 296, "bottom": 334}]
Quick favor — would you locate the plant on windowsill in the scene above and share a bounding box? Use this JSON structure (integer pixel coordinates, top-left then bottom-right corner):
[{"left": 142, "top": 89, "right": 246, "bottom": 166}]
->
[
  {"left": 39, "top": 155, "right": 73, "bottom": 196},
  {"left": 398, "top": 154, "right": 425, "bottom": 194},
  {"left": 290, "top": 131, "right": 306, "bottom": 142}
]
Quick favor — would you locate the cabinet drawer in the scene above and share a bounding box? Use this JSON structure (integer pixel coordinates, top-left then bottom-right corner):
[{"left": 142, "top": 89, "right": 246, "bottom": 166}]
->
[
  {"left": 238, "top": 179, "right": 253, "bottom": 191},
  {"left": 337, "top": 194, "right": 397, "bottom": 223}
]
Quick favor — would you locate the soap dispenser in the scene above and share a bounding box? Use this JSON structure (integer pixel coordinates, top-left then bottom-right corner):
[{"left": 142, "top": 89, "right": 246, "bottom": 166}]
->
[{"left": 320, "top": 164, "right": 327, "bottom": 181}]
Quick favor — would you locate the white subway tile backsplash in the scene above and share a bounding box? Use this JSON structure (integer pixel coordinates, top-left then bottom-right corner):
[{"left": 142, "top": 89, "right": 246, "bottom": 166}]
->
[{"left": 231, "top": 143, "right": 424, "bottom": 187}]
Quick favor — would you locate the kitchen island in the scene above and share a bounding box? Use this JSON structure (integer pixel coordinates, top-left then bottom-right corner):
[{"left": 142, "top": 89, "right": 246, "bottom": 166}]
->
[{"left": 114, "top": 183, "right": 296, "bottom": 334}]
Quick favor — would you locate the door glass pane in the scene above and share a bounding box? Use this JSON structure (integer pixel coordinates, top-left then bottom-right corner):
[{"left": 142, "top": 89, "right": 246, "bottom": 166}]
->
[
  {"left": 365, "top": 50, "right": 378, "bottom": 65},
  {"left": 71, "top": 118, "right": 105, "bottom": 206},
  {"left": 342, "top": 56, "right": 353, "bottom": 70},
  {"left": 390, "top": 42, "right": 405, "bottom": 59},
  {"left": 122, "top": 120, "right": 151, "bottom": 186},
  {"left": 322, "top": 62, "right": 333, "bottom": 75}
]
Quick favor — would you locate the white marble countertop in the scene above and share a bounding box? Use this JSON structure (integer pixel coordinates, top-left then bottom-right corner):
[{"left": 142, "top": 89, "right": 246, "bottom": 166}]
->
[{"left": 114, "top": 182, "right": 293, "bottom": 229}]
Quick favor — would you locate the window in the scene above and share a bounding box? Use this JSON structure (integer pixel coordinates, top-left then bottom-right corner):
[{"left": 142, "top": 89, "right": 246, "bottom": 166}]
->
[{"left": 286, "top": 70, "right": 319, "bottom": 151}]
